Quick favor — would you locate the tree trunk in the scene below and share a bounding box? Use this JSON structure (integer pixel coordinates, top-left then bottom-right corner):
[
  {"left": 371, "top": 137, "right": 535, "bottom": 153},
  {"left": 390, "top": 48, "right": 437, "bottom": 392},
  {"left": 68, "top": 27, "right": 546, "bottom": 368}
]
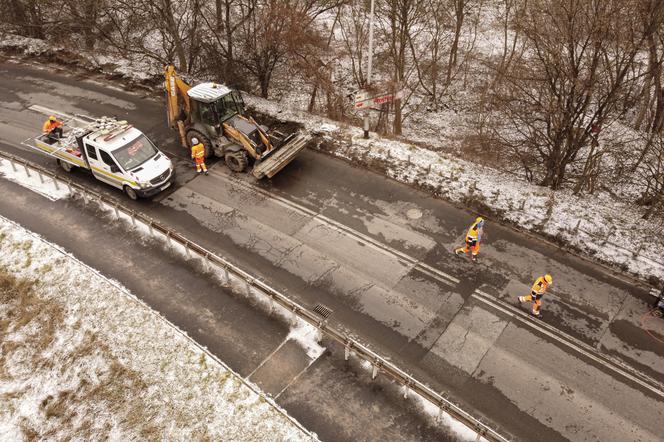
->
[
  {"left": 161, "top": 0, "right": 188, "bottom": 72},
  {"left": 446, "top": 0, "right": 465, "bottom": 84},
  {"left": 393, "top": 98, "right": 402, "bottom": 135}
]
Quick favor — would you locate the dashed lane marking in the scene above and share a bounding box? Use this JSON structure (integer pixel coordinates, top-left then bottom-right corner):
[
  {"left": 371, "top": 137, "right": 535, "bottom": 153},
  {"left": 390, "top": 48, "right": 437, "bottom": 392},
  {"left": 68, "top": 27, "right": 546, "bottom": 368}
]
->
[
  {"left": 472, "top": 289, "right": 664, "bottom": 400},
  {"left": 212, "top": 171, "right": 460, "bottom": 287}
]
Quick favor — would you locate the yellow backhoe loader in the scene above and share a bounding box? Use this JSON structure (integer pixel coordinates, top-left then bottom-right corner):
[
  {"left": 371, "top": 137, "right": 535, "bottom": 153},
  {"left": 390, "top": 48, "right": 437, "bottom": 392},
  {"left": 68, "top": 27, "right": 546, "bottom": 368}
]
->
[{"left": 164, "top": 64, "right": 309, "bottom": 178}]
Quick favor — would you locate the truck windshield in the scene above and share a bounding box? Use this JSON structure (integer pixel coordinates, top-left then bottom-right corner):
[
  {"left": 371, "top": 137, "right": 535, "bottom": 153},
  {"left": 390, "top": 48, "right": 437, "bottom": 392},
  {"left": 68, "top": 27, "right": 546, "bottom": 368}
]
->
[{"left": 113, "top": 135, "right": 158, "bottom": 171}]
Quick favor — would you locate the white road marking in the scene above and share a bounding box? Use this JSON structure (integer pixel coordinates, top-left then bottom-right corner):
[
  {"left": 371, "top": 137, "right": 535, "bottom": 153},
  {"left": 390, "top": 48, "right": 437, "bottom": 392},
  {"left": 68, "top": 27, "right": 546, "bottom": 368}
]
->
[
  {"left": 247, "top": 337, "right": 290, "bottom": 379},
  {"left": 472, "top": 289, "right": 664, "bottom": 400},
  {"left": 0, "top": 139, "right": 35, "bottom": 154},
  {"left": 213, "top": 171, "right": 460, "bottom": 286},
  {"left": 27, "top": 104, "right": 91, "bottom": 126}
]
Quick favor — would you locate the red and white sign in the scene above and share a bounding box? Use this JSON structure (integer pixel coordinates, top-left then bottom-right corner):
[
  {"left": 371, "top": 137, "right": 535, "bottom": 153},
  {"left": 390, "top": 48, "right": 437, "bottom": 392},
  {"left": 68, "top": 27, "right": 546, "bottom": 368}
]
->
[{"left": 354, "top": 89, "right": 404, "bottom": 109}]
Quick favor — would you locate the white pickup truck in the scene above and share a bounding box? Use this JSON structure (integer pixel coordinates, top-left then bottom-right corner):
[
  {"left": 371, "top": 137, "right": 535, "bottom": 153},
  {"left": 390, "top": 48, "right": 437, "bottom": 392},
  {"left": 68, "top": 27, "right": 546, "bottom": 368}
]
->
[{"left": 24, "top": 116, "right": 174, "bottom": 200}]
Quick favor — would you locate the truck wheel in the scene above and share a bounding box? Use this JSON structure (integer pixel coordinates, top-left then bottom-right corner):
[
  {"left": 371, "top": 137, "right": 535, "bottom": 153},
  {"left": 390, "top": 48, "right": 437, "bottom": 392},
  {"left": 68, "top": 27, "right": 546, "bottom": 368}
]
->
[
  {"left": 225, "top": 151, "right": 248, "bottom": 173},
  {"left": 57, "top": 159, "right": 74, "bottom": 173},
  {"left": 186, "top": 130, "right": 212, "bottom": 158},
  {"left": 124, "top": 185, "right": 139, "bottom": 201}
]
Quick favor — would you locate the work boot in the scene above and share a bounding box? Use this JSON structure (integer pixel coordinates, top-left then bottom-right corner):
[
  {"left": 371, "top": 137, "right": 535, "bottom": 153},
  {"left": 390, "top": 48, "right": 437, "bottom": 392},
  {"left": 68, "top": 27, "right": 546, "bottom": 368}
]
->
[
  {"left": 471, "top": 254, "right": 478, "bottom": 262},
  {"left": 532, "top": 311, "right": 543, "bottom": 319},
  {"left": 204, "top": 170, "right": 209, "bottom": 175}
]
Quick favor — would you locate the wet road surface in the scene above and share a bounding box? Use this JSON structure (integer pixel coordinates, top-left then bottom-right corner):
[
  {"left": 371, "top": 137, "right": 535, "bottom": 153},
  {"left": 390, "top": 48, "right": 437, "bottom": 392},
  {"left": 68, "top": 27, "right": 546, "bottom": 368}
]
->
[{"left": 1, "top": 58, "right": 663, "bottom": 441}]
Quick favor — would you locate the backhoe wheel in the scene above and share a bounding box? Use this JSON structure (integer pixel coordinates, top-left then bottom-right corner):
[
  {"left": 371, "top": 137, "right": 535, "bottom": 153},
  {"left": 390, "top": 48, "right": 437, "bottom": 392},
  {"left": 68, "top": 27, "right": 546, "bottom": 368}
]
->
[
  {"left": 57, "top": 159, "right": 74, "bottom": 173},
  {"left": 123, "top": 185, "right": 139, "bottom": 201},
  {"left": 225, "top": 151, "right": 248, "bottom": 173},
  {"left": 185, "top": 130, "right": 212, "bottom": 158}
]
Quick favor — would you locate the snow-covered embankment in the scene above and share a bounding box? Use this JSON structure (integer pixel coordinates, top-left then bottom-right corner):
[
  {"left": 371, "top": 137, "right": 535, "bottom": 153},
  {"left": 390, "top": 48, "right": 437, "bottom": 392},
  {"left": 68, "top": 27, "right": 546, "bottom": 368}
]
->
[{"left": 0, "top": 215, "right": 314, "bottom": 441}]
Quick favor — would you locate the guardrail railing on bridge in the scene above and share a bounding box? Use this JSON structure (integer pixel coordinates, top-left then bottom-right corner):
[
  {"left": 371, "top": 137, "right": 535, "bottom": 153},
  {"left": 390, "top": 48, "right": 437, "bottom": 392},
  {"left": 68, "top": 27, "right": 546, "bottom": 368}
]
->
[{"left": 0, "top": 152, "right": 508, "bottom": 442}]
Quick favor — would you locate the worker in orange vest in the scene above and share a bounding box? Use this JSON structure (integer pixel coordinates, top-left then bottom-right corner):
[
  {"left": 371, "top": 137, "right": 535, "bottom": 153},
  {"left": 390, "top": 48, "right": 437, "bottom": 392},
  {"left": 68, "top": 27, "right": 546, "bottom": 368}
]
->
[
  {"left": 454, "top": 216, "right": 484, "bottom": 262},
  {"left": 518, "top": 274, "right": 553, "bottom": 318},
  {"left": 42, "top": 115, "right": 63, "bottom": 142},
  {"left": 190, "top": 138, "right": 208, "bottom": 175}
]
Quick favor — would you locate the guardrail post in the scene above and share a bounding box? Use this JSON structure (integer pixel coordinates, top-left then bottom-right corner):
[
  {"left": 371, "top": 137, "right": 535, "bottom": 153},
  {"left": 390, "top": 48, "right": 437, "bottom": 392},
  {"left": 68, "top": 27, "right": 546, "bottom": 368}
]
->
[
  {"left": 52, "top": 177, "right": 60, "bottom": 190},
  {"left": 130, "top": 211, "right": 137, "bottom": 228},
  {"left": 634, "top": 242, "right": 644, "bottom": 258},
  {"left": 268, "top": 295, "right": 274, "bottom": 316},
  {"left": 220, "top": 265, "right": 229, "bottom": 284},
  {"left": 166, "top": 232, "right": 173, "bottom": 249},
  {"left": 10, "top": 158, "right": 17, "bottom": 172},
  {"left": 67, "top": 182, "right": 73, "bottom": 194},
  {"left": 148, "top": 222, "right": 154, "bottom": 237},
  {"left": 371, "top": 359, "right": 380, "bottom": 380},
  {"left": 82, "top": 192, "right": 88, "bottom": 204},
  {"left": 290, "top": 306, "right": 299, "bottom": 326},
  {"left": 38, "top": 171, "right": 44, "bottom": 184},
  {"left": 23, "top": 164, "right": 31, "bottom": 177},
  {"left": 403, "top": 380, "right": 410, "bottom": 399},
  {"left": 603, "top": 227, "right": 614, "bottom": 245},
  {"left": 344, "top": 340, "right": 352, "bottom": 360},
  {"left": 185, "top": 242, "right": 191, "bottom": 259},
  {"left": 113, "top": 203, "right": 120, "bottom": 220},
  {"left": 203, "top": 253, "right": 209, "bottom": 272}
]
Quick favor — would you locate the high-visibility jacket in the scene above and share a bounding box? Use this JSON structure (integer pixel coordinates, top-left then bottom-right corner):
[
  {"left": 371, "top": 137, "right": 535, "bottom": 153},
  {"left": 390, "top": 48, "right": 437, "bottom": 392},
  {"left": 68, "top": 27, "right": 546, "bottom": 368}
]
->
[
  {"left": 466, "top": 221, "right": 483, "bottom": 243},
  {"left": 531, "top": 277, "right": 549, "bottom": 298},
  {"left": 191, "top": 143, "right": 205, "bottom": 160},
  {"left": 43, "top": 119, "right": 62, "bottom": 133}
]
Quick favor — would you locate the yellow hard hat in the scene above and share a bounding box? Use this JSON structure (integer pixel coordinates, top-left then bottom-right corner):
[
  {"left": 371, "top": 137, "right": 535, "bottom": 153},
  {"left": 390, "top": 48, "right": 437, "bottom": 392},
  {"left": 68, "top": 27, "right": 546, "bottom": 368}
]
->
[
  {"left": 544, "top": 274, "right": 553, "bottom": 284},
  {"left": 49, "top": 115, "right": 56, "bottom": 121},
  {"left": 475, "top": 216, "right": 484, "bottom": 224}
]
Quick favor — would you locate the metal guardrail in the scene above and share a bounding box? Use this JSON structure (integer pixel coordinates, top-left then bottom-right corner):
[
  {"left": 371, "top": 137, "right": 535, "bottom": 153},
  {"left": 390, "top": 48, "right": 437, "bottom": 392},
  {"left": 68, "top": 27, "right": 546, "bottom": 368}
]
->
[{"left": 0, "top": 152, "right": 509, "bottom": 442}]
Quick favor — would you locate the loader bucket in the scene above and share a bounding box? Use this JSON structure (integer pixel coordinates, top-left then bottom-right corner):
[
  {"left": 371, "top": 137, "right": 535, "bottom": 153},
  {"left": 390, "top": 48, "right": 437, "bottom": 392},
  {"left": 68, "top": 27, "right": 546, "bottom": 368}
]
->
[{"left": 251, "top": 132, "right": 310, "bottom": 179}]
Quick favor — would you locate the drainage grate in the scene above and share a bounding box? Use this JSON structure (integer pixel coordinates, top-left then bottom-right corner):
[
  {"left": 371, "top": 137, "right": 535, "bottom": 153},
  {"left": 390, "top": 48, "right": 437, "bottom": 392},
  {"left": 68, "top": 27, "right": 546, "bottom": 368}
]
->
[{"left": 313, "top": 303, "right": 333, "bottom": 319}]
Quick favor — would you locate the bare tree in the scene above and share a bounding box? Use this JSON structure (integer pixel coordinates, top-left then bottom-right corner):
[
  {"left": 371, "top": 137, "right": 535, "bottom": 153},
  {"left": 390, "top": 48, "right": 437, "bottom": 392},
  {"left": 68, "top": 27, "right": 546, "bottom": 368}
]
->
[
  {"left": 235, "top": 0, "right": 329, "bottom": 98},
  {"left": 97, "top": 0, "right": 202, "bottom": 73},
  {"left": 493, "top": 0, "right": 657, "bottom": 190},
  {"left": 377, "top": 0, "right": 425, "bottom": 135}
]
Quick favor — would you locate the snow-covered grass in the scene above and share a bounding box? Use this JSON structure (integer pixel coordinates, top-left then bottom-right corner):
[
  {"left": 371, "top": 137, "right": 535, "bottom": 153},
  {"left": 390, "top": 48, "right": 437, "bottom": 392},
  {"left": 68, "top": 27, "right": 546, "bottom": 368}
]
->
[
  {"left": 0, "top": 158, "right": 70, "bottom": 201},
  {"left": 0, "top": 215, "right": 314, "bottom": 441}
]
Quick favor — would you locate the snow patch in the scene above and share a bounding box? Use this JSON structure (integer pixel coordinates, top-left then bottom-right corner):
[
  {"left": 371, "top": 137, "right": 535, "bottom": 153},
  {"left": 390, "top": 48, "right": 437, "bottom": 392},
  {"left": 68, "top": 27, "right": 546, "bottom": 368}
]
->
[
  {"left": 287, "top": 319, "right": 325, "bottom": 360},
  {"left": 0, "top": 158, "right": 71, "bottom": 201},
  {"left": 412, "top": 393, "right": 489, "bottom": 442}
]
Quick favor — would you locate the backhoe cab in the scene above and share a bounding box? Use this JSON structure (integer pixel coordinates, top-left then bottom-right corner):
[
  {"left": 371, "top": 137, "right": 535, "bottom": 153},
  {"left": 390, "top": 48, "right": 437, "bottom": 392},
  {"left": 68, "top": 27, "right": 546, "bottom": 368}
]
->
[{"left": 164, "top": 64, "right": 308, "bottom": 178}]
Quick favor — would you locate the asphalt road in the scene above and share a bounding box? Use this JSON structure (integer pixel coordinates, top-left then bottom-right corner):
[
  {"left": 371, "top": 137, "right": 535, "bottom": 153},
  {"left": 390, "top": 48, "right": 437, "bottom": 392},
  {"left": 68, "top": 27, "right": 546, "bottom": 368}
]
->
[{"left": 1, "top": 57, "right": 663, "bottom": 441}]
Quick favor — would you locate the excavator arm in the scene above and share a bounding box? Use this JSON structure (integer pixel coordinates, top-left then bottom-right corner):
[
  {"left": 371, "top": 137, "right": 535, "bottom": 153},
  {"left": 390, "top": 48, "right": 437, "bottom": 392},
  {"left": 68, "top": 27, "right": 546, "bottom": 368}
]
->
[{"left": 164, "top": 64, "right": 192, "bottom": 147}]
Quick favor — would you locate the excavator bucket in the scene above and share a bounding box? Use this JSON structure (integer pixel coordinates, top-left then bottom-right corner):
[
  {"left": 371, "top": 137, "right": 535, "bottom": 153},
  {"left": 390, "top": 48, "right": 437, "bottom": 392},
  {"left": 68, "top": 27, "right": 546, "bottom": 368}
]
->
[{"left": 251, "top": 132, "right": 310, "bottom": 179}]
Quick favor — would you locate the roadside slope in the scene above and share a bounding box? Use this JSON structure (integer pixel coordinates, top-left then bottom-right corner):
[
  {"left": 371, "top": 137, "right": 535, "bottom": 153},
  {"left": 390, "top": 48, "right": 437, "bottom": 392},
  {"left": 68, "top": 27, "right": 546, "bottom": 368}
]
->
[{"left": 0, "top": 215, "right": 312, "bottom": 441}]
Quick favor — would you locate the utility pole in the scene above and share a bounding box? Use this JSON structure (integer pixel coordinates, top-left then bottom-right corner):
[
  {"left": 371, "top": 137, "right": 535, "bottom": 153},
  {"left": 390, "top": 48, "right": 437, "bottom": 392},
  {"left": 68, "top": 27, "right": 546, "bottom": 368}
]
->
[{"left": 363, "top": 0, "right": 375, "bottom": 139}]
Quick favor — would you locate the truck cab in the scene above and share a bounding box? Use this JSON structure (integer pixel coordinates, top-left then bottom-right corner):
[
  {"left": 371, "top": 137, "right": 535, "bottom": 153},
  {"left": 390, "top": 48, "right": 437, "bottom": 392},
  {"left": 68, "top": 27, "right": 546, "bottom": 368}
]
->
[{"left": 78, "top": 125, "right": 174, "bottom": 200}]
